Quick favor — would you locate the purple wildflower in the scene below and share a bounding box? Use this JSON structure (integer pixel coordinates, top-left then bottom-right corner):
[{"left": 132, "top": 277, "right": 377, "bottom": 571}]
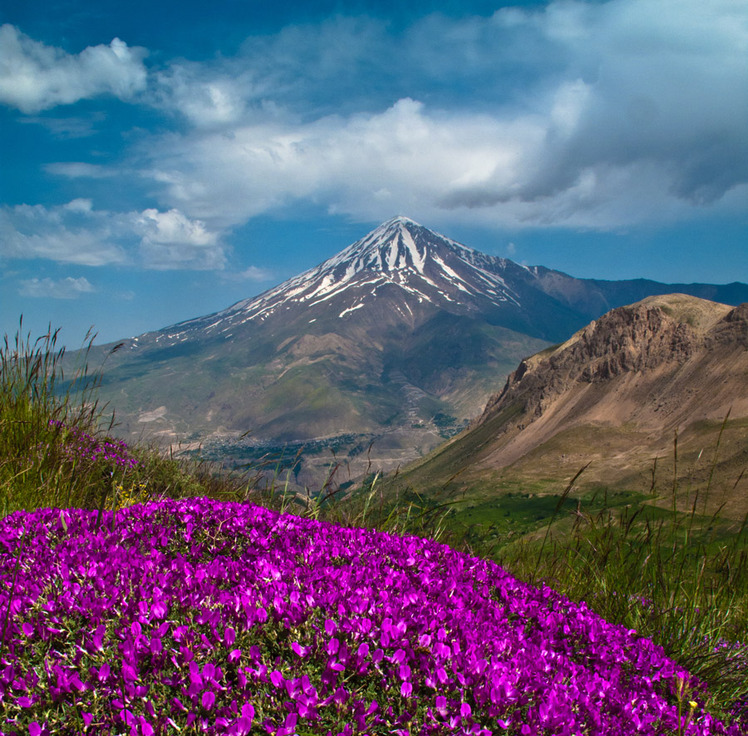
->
[{"left": 0, "top": 499, "right": 743, "bottom": 735}]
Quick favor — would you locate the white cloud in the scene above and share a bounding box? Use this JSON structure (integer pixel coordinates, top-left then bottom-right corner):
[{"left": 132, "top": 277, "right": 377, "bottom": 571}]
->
[
  {"left": 136, "top": 208, "right": 217, "bottom": 246},
  {"left": 0, "top": 24, "right": 147, "bottom": 113},
  {"left": 19, "top": 276, "right": 96, "bottom": 299},
  {"left": 0, "top": 203, "right": 129, "bottom": 266},
  {"left": 63, "top": 198, "right": 94, "bottom": 213},
  {"left": 154, "top": 64, "right": 252, "bottom": 128},
  {"left": 1, "top": 202, "right": 226, "bottom": 271},
  {"left": 19, "top": 112, "right": 106, "bottom": 138},
  {"left": 138, "top": 0, "right": 746, "bottom": 231},
  {"left": 220, "top": 266, "right": 273, "bottom": 283},
  {"left": 134, "top": 208, "right": 226, "bottom": 270},
  {"left": 45, "top": 162, "right": 116, "bottom": 179},
  {"left": 148, "top": 98, "right": 544, "bottom": 226}
]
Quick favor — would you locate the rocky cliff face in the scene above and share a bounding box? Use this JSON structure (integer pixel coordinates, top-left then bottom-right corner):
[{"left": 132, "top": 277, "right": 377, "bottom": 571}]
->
[
  {"left": 706, "top": 302, "right": 748, "bottom": 348},
  {"left": 405, "top": 295, "right": 748, "bottom": 513},
  {"left": 480, "top": 294, "right": 745, "bottom": 430}
]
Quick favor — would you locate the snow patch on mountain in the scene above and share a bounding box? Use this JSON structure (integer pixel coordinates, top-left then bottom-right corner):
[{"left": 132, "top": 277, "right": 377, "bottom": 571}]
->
[
  {"left": 147, "top": 216, "right": 529, "bottom": 343},
  {"left": 229, "top": 216, "right": 522, "bottom": 321}
]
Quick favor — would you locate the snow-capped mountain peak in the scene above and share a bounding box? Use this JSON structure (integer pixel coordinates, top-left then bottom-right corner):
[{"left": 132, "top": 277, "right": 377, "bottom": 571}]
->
[
  {"left": 221, "top": 216, "right": 520, "bottom": 324},
  {"left": 152, "top": 217, "right": 528, "bottom": 343},
  {"left": 320, "top": 216, "right": 439, "bottom": 280},
  {"left": 339, "top": 216, "right": 429, "bottom": 275}
]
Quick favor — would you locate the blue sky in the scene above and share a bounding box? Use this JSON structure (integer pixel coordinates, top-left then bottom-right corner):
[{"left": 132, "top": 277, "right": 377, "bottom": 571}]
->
[{"left": 1, "top": 0, "right": 746, "bottom": 347}]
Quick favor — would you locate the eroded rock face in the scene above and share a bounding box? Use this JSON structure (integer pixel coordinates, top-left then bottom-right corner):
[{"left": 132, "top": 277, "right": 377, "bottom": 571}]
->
[
  {"left": 479, "top": 296, "right": 745, "bottom": 429},
  {"left": 708, "top": 302, "right": 748, "bottom": 348},
  {"left": 403, "top": 295, "right": 747, "bottom": 510}
]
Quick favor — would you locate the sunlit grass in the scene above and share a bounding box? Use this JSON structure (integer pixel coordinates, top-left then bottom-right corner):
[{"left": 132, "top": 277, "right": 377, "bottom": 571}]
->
[{"left": 495, "top": 475, "right": 748, "bottom": 725}]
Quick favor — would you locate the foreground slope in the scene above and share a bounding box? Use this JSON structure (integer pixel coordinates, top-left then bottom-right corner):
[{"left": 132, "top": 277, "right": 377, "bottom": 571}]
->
[
  {"left": 2, "top": 498, "right": 743, "bottom": 735},
  {"left": 404, "top": 295, "right": 748, "bottom": 516}
]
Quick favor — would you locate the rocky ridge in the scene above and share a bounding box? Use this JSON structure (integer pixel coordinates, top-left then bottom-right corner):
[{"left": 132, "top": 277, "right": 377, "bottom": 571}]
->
[
  {"left": 481, "top": 295, "right": 743, "bottom": 426},
  {"left": 404, "top": 294, "right": 748, "bottom": 512}
]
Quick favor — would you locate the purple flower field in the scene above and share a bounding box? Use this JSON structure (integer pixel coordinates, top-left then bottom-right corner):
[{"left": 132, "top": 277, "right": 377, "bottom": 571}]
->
[
  {"left": 0, "top": 498, "right": 741, "bottom": 735},
  {"left": 48, "top": 419, "right": 140, "bottom": 470}
]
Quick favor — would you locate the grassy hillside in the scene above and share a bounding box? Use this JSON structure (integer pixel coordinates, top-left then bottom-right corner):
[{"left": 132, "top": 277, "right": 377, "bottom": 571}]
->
[{"left": 1, "top": 326, "right": 747, "bottom": 733}]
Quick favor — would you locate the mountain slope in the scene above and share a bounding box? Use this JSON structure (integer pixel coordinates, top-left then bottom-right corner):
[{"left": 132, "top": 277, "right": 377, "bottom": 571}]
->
[
  {"left": 138, "top": 216, "right": 589, "bottom": 344},
  {"left": 89, "top": 218, "right": 748, "bottom": 487},
  {"left": 402, "top": 294, "right": 748, "bottom": 516}
]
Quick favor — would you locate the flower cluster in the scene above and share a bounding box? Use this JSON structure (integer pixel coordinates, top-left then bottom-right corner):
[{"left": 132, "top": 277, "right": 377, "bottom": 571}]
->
[
  {"left": 0, "top": 499, "right": 742, "bottom": 735},
  {"left": 112, "top": 482, "right": 151, "bottom": 509},
  {"left": 48, "top": 419, "right": 139, "bottom": 470}
]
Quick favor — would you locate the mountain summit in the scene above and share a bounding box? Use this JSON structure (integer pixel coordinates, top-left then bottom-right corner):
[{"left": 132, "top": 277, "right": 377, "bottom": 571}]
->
[
  {"left": 234, "top": 215, "right": 522, "bottom": 320},
  {"left": 152, "top": 216, "right": 747, "bottom": 349},
  {"left": 92, "top": 218, "right": 748, "bottom": 487},
  {"left": 153, "top": 216, "right": 554, "bottom": 345}
]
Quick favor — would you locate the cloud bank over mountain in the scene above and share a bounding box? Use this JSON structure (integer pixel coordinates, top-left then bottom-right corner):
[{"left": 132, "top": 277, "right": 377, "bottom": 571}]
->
[
  {"left": 4, "top": 0, "right": 746, "bottom": 238},
  {"left": 139, "top": 0, "right": 747, "bottom": 230},
  {"left": 2, "top": 0, "right": 746, "bottom": 344}
]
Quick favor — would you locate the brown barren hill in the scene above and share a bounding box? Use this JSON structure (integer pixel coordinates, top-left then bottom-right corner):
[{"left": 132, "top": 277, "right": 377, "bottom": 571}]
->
[{"left": 408, "top": 295, "right": 748, "bottom": 516}]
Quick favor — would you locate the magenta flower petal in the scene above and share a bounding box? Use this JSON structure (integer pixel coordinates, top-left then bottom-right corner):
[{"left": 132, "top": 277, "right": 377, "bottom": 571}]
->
[
  {"left": 270, "top": 670, "right": 284, "bottom": 688},
  {"left": 202, "top": 690, "right": 215, "bottom": 711}
]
